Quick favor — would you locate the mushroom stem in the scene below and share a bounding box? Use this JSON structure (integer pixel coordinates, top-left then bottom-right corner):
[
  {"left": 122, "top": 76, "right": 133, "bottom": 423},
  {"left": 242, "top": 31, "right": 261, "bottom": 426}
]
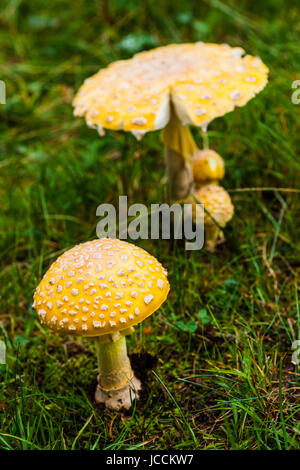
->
[
  {"left": 164, "top": 147, "right": 193, "bottom": 201},
  {"left": 94, "top": 334, "right": 141, "bottom": 410},
  {"left": 204, "top": 225, "right": 224, "bottom": 252},
  {"left": 201, "top": 130, "right": 209, "bottom": 150},
  {"left": 161, "top": 110, "right": 196, "bottom": 201},
  {"left": 95, "top": 334, "right": 133, "bottom": 391}
]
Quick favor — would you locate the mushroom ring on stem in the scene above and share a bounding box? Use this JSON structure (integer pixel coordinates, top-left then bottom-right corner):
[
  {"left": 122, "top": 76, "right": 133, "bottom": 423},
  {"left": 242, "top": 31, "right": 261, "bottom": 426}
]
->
[
  {"left": 73, "top": 42, "right": 268, "bottom": 201},
  {"left": 33, "top": 238, "right": 170, "bottom": 410}
]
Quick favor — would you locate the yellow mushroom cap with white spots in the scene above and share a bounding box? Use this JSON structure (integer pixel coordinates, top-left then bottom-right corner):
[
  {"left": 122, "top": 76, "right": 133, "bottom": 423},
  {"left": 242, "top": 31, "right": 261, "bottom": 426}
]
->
[
  {"left": 192, "top": 149, "right": 225, "bottom": 183},
  {"left": 33, "top": 239, "right": 169, "bottom": 337},
  {"left": 192, "top": 184, "right": 234, "bottom": 227},
  {"left": 73, "top": 42, "right": 268, "bottom": 138}
]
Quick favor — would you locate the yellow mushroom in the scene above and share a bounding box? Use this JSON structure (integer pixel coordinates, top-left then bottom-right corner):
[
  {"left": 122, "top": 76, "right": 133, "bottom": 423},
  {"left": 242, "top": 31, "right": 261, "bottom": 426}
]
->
[
  {"left": 192, "top": 149, "right": 225, "bottom": 187},
  {"left": 33, "top": 238, "right": 169, "bottom": 410},
  {"left": 191, "top": 184, "right": 234, "bottom": 252},
  {"left": 73, "top": 43, "right": 268, "bottom": 200}
]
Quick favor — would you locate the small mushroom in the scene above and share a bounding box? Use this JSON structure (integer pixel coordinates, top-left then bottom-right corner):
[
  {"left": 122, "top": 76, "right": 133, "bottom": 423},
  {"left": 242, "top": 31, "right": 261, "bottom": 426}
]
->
[
  {"left": 192, "top": 149, "right": 225, "bottom": 187},
  {"left": 73, "top": 43, "right": 268, "bottom": 201},
  {"left": 191, "top": 184, "right": 234, "bottom": 252},
  {"left": 33, "top": 239, "right": 169, "bottom": 410}
]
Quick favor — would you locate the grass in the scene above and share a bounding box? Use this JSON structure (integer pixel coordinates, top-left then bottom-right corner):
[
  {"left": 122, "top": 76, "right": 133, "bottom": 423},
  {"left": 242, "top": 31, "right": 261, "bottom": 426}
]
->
[{"left": 0, "top": 0, "right": 300, "bottom": 450}]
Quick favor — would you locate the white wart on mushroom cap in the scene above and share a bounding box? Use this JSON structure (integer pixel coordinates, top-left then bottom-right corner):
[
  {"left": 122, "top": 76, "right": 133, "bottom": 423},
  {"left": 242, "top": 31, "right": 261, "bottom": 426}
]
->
[
  {"left": 73, "top": 42, "right": 269, "bottom": 138},
  {"left": 33, "top": 239, "right": 170, "bottom": 337}
]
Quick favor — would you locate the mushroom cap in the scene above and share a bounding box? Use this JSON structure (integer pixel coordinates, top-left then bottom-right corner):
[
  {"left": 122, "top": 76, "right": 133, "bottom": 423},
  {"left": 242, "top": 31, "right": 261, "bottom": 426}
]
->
[
  {"left": 73, "top": 42, "right": 268, "bottom": 138},
  {"left": 192, "top": 149, "right": 225, "bottom": 183},
  {"left": 192, "top": 184, "right": 234, "bottom": 227},
  {"left": 33, "top": 239, "right": 169, "bottom": 337}
]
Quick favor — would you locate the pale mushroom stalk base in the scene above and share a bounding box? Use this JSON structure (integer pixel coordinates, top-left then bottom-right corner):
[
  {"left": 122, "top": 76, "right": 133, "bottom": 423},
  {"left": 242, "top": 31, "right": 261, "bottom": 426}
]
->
[
  {"left": 94, "top": 333, "right": 141, "bottom": 410},
  {"left": 161, "top": 110, "right": 197, "bottom": 201},
  {"left": 164, "top": 147, "right": 193, "bottom": 202}
]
